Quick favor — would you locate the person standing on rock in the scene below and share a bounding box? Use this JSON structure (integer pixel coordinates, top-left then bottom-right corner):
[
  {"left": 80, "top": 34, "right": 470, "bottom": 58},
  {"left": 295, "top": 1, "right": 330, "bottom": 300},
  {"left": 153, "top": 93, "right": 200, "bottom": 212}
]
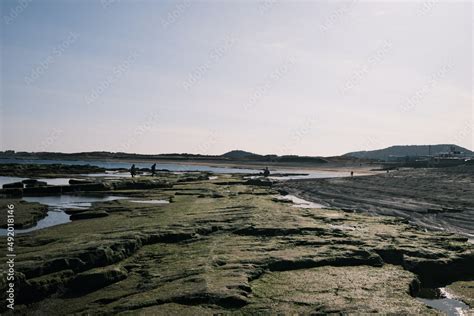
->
[
  {"left": 151, "top": 163, "right": 156, "bottom": 176},
  {"left": 263, "top": 167, "right": 270, "bottom": 177},
  {"left": 130, "top": 164, "right": 137, "bottom": 178}
]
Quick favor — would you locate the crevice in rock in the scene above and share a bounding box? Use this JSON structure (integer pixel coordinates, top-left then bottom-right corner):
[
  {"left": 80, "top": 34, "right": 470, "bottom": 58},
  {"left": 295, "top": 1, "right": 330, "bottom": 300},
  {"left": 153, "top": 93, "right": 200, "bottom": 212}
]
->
[
  {"left": 266, "top": 251, "right": 384, "bottom": 272},
  {"left": 233, "top": 226, "right": 329, "bottom": 237}
]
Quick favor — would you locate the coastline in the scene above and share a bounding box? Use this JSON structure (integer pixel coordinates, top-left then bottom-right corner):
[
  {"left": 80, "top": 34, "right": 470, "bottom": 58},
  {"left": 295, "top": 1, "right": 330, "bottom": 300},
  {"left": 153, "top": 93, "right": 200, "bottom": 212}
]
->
[{"left": 0, "top": 165, "right": 472, "bottom": 314}]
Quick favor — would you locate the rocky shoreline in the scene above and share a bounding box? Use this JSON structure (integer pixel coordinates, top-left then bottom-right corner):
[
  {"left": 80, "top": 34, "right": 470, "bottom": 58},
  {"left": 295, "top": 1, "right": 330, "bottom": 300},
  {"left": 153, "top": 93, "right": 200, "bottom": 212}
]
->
[
  {"left": 0, "top": 169, "right": 473, "bottom": 314},
  {"left": 280, "top": 165, "right": 474, "bottom": 237},
  {"left": 0, "top": 164, "right": 106, "bottom": 178},
  {"left": 0, "top": 200, "right": 48, "bottom": 229}
]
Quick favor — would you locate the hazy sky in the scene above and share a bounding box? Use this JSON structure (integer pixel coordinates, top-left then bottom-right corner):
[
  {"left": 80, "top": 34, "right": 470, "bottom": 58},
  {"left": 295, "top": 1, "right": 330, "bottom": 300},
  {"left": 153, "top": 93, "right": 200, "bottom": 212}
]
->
[{"left": 1, "top": 0, "right": 472, "bottom": 156}]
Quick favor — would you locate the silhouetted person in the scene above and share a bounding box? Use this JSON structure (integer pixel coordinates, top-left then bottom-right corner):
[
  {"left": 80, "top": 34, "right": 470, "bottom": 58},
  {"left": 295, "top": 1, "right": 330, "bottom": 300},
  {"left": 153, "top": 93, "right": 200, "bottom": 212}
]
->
[
  {"left": 151, "top": 163, "right": 156, "bottom": 176},
  {"left": 350, "top": 171, "right": 354, "bottom": 177},
  {"left": 130, "top": 164, "right": 137, "bottom": 178},
  {"left": 263, "top": 167, "right": 270, "bottom": 177}
]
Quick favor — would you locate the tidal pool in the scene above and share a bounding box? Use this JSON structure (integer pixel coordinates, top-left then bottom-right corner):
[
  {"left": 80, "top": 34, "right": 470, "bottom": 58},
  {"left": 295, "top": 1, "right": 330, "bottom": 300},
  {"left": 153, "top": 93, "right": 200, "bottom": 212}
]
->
[
  {"left": 275, "top": 195, "right": 326, "bottom": 209},
  {"left": 0, "top": 195, "right": 128, "bottom": 235},
  {"left": 129, "top": 199, "right": 170, "bottom": 204},
  {"left": 0, "top": 176, "right": 71, "bottom": 187},
  {"left": 0, "top": 176, "right": 27, "bottom": 187},
  {"left": 269, "top": 170, "right": 349, "bottom": 180},
  {"left": 417, "top": 287, "right": 470, "bottom": 316}
]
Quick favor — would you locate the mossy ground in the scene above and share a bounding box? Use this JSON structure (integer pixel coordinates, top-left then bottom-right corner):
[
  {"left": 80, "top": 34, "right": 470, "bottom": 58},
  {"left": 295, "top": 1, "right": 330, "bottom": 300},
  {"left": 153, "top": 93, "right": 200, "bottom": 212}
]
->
[
  {"left": 0, "top": 172, "right": 472, "bottom": 314},
  {"left": 0, "top": 200, "right": 48, "bottom": 228},
  {"left": 447, "top": 280, "right": 474, "bottom": 307}
]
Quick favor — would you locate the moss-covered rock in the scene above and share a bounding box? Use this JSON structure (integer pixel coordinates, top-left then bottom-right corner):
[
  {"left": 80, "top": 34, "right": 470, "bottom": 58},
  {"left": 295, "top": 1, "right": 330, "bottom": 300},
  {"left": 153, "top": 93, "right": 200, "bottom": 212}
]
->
[
  {"left": 1, "top": 172, "right": 472, "bottom": 314},
  {"left": 0, "top": 200, "right": 48, "bottom": 228},
  {"left": 247, "top": 265, "right": 435, "bottom": 314},
  {"left": 447, "top": 280, "right": 474, "bottom": 307}
]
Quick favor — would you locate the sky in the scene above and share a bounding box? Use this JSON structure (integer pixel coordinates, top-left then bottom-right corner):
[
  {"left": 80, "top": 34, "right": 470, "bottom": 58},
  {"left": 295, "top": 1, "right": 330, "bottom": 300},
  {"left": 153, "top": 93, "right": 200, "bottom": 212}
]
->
[{"left": 0, "top": 0, "right": 472, "bottom": 156}]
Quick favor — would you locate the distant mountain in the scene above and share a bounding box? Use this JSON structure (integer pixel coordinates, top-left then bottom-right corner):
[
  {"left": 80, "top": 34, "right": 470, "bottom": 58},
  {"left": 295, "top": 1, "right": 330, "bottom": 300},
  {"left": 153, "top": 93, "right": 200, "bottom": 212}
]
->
[
  {"left": 0, "top": 149, "right": 328, "bottom": 164},
  {"left": 221, "top": 150, "right": 261, "bottom": 159},
  {"left": 345, "top": 144, "right": 473, "bottom": 160}
]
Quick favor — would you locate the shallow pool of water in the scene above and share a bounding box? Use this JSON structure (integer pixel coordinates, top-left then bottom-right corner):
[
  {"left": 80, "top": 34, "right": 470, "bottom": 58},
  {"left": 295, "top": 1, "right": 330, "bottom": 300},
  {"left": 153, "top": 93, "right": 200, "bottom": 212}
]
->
[
  {"left": 129, "top": 199, "right": 169, "bottom": 204},
  {"left": 269, "top": 170, "right": 349, "bottom": 180},
  {"left": 0, "top": 176, "right": 72, "bottom": 187},
  {"left": 82, "top": 171, "right": 131, "bottom": 178},
  {"left": 417, "top": 288, "right": 470, "bottom": 316},
  {"left": 23, "top": 195, "right": 128, "bottom": 209},
  {"left": 37, "top": 178, "right": 72, "bottom": 186},
  {"left": 0, "top": 158, "right": 261, "bottom": 174},
  {"left": 0, "top": 176, "right": 27, "bottom": 187},
  {"left": 276, "top": 195, "right": 326, "bottom": 209},
  {"left": 0, "top": 195, "right": 128, "bottom": 235},
  {"left": 0, "top": 210, "right": 72, "bottom": 235}
]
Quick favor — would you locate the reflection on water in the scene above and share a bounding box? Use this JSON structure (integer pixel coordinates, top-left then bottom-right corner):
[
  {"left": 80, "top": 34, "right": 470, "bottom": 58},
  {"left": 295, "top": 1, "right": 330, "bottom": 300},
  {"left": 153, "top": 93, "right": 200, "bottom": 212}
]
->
[
  {"left": 0, "top": 210, "right": 72, "bottom": 235},
  {"left": 23, "top": 195, "right": 127, "bottom": 209},
  {"left": 0, "top": 158, "right": 260, "bottom": 174},
  {"left": 269, "top": 170, "right": 350, "bottom": 180},
  {"left": 0, "top": 176, "right": 71, "bottom": 187},
  {"left": 0, "top": 176, "right": 27, "bottom": 187},
  {"left": 37, "top": 178, "right": 71, "bottom": 186},
  {"left": 82, "top": 171, "right": 131, "bottom": 178},
  {"left": 417, "top": 288, "right": 470, "bottom": 316},
  {"left": 130, "top": 200, "right": 169, "bottom": 204},
  {"left": 275, "top": 195, "right": 326, "bottom": 209},
  {"left": 0, "top": 195, "right": 128, "bottom": 235}
]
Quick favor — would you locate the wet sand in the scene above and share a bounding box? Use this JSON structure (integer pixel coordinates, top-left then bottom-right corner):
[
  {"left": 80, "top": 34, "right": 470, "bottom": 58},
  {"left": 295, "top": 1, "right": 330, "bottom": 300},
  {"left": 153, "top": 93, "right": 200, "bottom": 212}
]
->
[{"left": 281, "top": 165, "right": 474, "bottom": 237}]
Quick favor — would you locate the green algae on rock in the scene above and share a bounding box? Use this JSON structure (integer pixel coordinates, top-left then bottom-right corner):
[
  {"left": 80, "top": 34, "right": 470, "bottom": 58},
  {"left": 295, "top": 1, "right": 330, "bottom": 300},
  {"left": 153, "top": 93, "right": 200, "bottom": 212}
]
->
[
  {"left": 0, "top": 200, "right": 48, "bottom": 229},
  {"left": 248, "top": 265, "right": 436, "bottom": 314},
  {"left": 0, "top": 172, "right": 472, "bottom": 314},
  {"left": 447, "top": 280, "right": 474, "bottom": 308}
]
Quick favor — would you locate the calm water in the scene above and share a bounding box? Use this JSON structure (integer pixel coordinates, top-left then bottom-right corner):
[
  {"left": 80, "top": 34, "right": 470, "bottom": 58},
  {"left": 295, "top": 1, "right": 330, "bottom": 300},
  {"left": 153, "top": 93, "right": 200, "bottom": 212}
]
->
[
  {"left": 0, "top": 158, "right": 259, "bottom": 174},
  {"left": 0, "top": 195, "right": 128, "bottom": 235},
  {"left": 0, "top": 210, "right": 72, "bottom": 235},
  {"left": 23, "top": 195, "right": 128, "bottom": 209},
  {"left": 0, "top": 158, "right": 356, "bottom": 179},
  {"left": 0, "top": 159, "right": 352, "bottom": 234},
  {"left": 130, "top": 199, "right": 169, "bottom": 204},
  {"left": 0, "top": 176, "right": 72, "bottom": 187},
  {"left": 269, "top": 170, "right": 350, "bottom": 180},
  {"left": 0, "top": 176, "right": 27, "bottom": 187},
  {"left": 417, "top": 288, "right": 470, "bottom": 316},
  {"left": 275, "top": 195, "right": 326, "bottom": 209}
]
